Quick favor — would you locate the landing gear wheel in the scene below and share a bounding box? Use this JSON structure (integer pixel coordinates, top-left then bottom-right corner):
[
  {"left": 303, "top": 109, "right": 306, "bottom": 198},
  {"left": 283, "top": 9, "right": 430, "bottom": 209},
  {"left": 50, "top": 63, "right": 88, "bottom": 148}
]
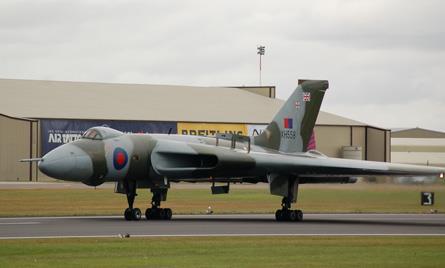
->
[
  {"left": 281, "top": 210, "right": 289, "bottom": 221},
  {"left": 158, "top": 208, "right": 165, "bottom": 219},
  {"left": 146, "top": 208, "right": 158, "bottom": 220},
  {"left": 145, "top": 207, "right": 172, "bottom": 220},
  {"left": 145, "top": 208, "right": 152, "bottom": 220},
  {"left": 132, "top": 208, "right": 141, "bottom": 221},
  {"left": 164, "top": 208, "right": 173, "bottom": 220},
  {"left": 296, "top": 210, "right": 303, "bottom": 221},
  {"left": 275, "top": 209, "right": 289, "bottom": 221},
  {"left": 288, "top": 210, "right": 298, "bottom": 221},
  {"left": 124, "top": 208, "right": 133, "bottom": 221},
  {"left": 275, "top": 209, "right": 282, "bottom": 221},
  {"left": 275, "top": 209, "right": 303, "bottom": 222}
]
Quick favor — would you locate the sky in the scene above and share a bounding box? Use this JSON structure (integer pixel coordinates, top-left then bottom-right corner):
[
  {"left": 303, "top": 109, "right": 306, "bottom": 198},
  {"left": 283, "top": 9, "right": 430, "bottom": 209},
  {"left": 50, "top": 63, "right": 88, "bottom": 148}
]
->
[{"left": 1, "top": 0, "right": 444, "bottom": 131}]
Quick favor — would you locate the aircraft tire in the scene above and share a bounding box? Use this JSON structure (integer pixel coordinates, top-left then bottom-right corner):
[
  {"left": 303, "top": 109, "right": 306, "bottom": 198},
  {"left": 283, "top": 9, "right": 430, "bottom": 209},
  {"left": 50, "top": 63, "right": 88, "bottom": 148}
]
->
[
  {"left": 296, "top": 210, "right": 303, "bottom": 221},
  {"left": 275, "top": 209, "right": 281, "bottom": 221},
  {"left": 146, "top": 208, "right": 160, "bottom": 220},
  {"left": 132, "top": 208, "right": 142, "bottom": 221},
  {"left": 158, "top": 208, "right": 166, "bottom": 219},
  {"left": 124, "top": 208, "right": 133, "bottom": 221},
  {"left": 281, "top": 210, "right": 290, "bottom": 221},
  {"left": 164, "top": 208, "right": 173, "bottom": 220},
  {"left": 145, "top": 208, "right": 172, "bottom": 220},
  {"left": 288, "top": 210, "right": 298, "bottom": 221},
  {"left": 145, "top": 208, "right": 152, "bottom": 220},
  {"left": 275, "top": 209, "right": 283, "bottom": 221}
]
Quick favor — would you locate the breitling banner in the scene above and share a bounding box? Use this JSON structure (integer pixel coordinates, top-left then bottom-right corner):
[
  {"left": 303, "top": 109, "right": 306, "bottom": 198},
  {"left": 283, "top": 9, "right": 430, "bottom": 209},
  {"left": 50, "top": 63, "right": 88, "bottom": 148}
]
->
[
  {"left": 178, "top": 122, "right": 247, "bottom": 136},
  {"left": 40, "top": 119, "right": 176, "bottom": 155}
]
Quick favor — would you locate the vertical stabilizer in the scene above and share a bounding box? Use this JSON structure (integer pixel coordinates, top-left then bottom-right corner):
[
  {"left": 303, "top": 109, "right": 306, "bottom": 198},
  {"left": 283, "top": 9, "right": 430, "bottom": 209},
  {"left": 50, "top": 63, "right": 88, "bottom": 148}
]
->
[{"left": 254, "top": 80, "right": 328, "bottom": 153}]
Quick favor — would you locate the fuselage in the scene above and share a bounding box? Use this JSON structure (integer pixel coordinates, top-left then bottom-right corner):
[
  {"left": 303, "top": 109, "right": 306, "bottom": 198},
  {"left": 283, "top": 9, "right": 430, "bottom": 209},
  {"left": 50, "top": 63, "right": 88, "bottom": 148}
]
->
[
  {"left": 38, "top": 127, "right": 271, "bottom": 186},
  {"left": 39, "top": 126, "right": 445, "bottom": 187}
]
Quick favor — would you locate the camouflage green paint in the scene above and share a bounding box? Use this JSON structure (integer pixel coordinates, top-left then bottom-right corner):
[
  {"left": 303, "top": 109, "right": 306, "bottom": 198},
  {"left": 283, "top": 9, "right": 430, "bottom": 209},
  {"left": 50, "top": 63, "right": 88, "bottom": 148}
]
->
[
  {"left": 300, "top": 81, "right": 327, "bottom": 151},
  {"left": 253, "top": 80, "right": 328, "bottom": 153},
  {"left": 72, "top": 138, "right": 107, "bottom": 185},
  {"left": 125, "top": 135, "right": 157, "bottom": 180}
]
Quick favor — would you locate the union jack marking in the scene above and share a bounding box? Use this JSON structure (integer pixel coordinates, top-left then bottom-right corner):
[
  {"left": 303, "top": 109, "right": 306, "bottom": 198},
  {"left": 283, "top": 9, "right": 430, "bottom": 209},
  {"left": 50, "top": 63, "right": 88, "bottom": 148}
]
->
[
  {"left": 295, "top": 101, "right": 301, "bottom": 109},
  {"left": 303, "top": 92, "right": 311, "bottom": 102}
]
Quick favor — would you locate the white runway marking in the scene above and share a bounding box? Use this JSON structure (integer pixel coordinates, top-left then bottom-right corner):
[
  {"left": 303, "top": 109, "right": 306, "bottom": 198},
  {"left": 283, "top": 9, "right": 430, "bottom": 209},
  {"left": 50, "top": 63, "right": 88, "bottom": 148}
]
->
[
  {"left": 1, "top": 233, "right": 445, "bottom": 240},
  {"left": 0, "top": 222, "right": 40, "bottom": 225}
]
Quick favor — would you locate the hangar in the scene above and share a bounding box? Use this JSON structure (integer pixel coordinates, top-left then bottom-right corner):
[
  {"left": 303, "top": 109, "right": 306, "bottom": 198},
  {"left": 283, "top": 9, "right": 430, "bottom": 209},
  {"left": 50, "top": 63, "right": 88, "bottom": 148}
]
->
[
  {"left": 0, "top": 78, "right": 390, "bottom": 181},
  {"left": 391, "top": 128, "right": 445, "bottom": 167}
]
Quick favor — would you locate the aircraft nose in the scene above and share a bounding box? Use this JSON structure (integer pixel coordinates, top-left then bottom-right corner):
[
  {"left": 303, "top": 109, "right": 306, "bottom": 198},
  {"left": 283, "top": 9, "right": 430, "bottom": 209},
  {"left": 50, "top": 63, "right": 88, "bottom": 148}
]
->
[{"left": 39, "top": 144, "right": 93, "bottom": 180}]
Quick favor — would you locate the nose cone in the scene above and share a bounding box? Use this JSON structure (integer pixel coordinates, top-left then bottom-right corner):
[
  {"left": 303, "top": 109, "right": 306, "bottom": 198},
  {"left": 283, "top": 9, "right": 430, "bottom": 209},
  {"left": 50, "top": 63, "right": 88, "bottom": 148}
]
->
[{"left": 39, "top": 144, "right": 93, "bottom": 180}]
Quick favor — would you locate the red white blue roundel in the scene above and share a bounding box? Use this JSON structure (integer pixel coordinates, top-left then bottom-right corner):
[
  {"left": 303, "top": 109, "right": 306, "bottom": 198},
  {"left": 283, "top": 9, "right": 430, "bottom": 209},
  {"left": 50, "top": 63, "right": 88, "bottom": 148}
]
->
[{"left": 113, "top": 147, "right": 128, "bottom": 170}]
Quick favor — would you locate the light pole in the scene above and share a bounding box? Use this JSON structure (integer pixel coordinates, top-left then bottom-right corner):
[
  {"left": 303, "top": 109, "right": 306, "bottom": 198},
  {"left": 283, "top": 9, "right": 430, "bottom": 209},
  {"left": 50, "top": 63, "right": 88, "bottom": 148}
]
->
[{"left": 257, "top": 45, "right": 265, "bottom": 86}]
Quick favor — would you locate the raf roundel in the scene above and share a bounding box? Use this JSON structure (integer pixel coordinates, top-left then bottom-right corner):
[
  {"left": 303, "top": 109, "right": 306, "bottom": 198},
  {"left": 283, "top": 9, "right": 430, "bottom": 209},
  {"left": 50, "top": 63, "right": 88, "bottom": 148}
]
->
[{"left": 113, "top": 147, "right": 128, "bottom": 170}]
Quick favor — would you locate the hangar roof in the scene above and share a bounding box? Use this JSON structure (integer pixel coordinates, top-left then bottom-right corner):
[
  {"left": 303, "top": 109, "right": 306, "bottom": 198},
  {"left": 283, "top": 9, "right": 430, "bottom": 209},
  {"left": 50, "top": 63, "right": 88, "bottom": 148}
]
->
[
  {"left": 392, "top": 128, "right": 445, "bottom": 138},
  {"left": 0, "top": 78, "right": 368, "bottom": 126}
]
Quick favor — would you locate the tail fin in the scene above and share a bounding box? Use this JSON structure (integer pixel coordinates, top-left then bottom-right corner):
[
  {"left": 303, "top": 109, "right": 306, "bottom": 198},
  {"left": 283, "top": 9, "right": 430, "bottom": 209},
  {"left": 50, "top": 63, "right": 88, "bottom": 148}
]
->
[{"left": 254, "top": 80, "right": 328, "bottom": 153}]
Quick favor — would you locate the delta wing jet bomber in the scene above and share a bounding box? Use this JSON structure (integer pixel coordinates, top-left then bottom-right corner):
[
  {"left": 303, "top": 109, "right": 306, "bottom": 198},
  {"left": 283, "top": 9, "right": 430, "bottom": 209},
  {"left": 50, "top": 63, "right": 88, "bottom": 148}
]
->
[{"left": 35, "top": 80, "right": 445, "bottom": 222}]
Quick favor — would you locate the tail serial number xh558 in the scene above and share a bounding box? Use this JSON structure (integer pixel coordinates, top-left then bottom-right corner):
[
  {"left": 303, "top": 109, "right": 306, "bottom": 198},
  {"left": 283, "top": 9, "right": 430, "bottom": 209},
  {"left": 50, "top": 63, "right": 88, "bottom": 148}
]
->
[{"left": 32, "top": 80, "right": 445, "bottom": 222}]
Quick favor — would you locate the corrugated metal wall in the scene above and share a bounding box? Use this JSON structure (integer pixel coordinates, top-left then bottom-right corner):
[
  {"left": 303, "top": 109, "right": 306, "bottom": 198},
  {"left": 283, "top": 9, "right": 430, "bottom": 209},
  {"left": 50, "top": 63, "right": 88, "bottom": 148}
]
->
[
  {"left": 0, "top": 114, "right": 38, "bottom": 181},
  {"left": 314, "top": 125, "right": 390, "bottom": 161},
  {"left": 391, "top": 129, "right": 445, "bottom": 167}
]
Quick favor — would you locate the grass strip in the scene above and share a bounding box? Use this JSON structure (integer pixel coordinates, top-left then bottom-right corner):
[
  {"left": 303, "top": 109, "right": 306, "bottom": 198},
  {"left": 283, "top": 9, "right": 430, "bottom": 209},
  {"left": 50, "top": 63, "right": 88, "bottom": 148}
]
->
[
  {"left": 1, "top": 184, "right": 444, "bottom": 216},
  {"left": 1, "top": 236, "right": 444, "bottom": 267}
]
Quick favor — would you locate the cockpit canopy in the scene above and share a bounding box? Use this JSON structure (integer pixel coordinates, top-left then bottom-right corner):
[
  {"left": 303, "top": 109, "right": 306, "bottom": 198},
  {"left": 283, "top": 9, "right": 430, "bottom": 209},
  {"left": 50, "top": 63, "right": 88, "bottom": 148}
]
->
[{"left": 81, "top": 127, "right": 123, "bottom": 140}]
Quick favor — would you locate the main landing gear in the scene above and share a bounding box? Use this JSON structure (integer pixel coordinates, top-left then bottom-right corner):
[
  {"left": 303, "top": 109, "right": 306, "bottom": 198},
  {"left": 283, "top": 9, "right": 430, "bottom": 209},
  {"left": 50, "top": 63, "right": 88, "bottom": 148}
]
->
[
  {"left": 275, "top": 197, "right": 303, "bottom": 222},
  {"left": 268, "top": 175, "right": 303, "bottom": 222},
  {"left": 144, "top": 190, "right": 172, "bottom": 220},
  {"left": 122, "top": 181, "right": 172, "bottom": 221}
]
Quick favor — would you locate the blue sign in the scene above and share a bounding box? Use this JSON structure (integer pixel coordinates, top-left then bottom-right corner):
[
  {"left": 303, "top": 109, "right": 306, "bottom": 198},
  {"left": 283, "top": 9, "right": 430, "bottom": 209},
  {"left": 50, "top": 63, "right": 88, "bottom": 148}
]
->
[{"left": 40, "top": 119, "right": 177, "bottom": 155}]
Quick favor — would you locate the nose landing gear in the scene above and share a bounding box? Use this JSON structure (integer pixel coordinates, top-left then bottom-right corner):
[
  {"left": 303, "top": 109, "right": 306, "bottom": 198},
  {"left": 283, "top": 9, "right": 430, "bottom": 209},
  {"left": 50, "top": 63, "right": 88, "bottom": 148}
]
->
[
  {"left": 123, "top": 180, "right": 142, "bottom": 221},
  {"left": 124, "top": 207, "right": 141, "bottom": 221}
]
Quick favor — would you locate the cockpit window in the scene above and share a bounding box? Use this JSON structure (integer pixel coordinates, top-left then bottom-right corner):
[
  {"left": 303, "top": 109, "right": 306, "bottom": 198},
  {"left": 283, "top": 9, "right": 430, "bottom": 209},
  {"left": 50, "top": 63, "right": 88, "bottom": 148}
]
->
[
  {"left": 82, "top": 129, "right": 103, "bottom": 140},
  {"left": 81, "top": 127, "right": 123, "bottom": 140}
]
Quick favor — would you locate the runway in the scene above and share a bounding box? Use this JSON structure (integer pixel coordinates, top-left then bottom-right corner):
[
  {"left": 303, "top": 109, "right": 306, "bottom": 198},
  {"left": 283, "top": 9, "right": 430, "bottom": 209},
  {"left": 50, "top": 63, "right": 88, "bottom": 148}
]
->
[{"left": 1, "top": 214, "right": 444, "bottom": 239}]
